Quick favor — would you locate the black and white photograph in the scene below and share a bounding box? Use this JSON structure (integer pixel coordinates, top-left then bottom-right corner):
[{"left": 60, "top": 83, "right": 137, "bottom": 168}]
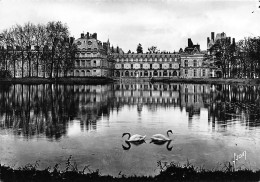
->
[{"left": 0, "top": 0, "right": 260, "bottom": 181}]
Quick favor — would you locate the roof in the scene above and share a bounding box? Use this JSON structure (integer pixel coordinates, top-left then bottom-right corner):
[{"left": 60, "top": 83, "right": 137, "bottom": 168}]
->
[{"left": 112, "top": 53, "right": 180, "bottom": 59}]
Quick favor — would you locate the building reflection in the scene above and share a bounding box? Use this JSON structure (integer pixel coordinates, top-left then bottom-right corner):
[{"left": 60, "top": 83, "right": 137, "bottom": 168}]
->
[
  {"left": 112, "top": 83, "right": 180, "bottom": 109},
  {"left": 0, "top": 82, "right": 259, "bottom": 139}
]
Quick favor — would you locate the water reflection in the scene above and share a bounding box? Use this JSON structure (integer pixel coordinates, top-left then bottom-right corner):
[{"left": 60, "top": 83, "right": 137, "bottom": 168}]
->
[
  {"left": 0, "top": 84, "right": 113, "bottom": 140},
  {"left": 1, "top": 83, "right": 260, "bottom": 139},
  {"left": 122, "top": 140, "right": 146, "bottom": 150},
  {"left": 1, "top": 82, "right": 260, "bottom": 176},
  {"left": 150, "top": 140, "right": 173, "bottom": 151}
]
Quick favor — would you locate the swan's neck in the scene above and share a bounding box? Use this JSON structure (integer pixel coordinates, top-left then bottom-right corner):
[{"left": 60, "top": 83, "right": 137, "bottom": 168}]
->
[{"left": 123, "top": 133, "right": 131, "bottom": 139}]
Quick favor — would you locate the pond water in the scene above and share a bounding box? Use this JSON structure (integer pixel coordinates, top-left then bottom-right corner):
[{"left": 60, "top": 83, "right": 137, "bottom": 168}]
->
[{"left": 0, "top": 82, "right": 260, "bottom": 176}]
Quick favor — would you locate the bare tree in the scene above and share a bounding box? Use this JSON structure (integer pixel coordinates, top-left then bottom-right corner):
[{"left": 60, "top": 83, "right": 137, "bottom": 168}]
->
[
  {"left": 46, "top": 21, "right": 69, "bottom": 78},
  {"left": 148, "top": 46, "right": 160, "bottom": 53}
]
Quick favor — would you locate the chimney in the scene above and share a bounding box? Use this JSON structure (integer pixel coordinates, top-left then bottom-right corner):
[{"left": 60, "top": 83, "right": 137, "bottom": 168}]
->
[
  {"left": 211, "top": 32, "right": 215, "bottom": 41},
  {"left": 80, "top": 33, "right": 84, "bottom": 38},
  {"left": 87, "top": 32, "right": 89, "bottom": 39},
  {"left": 188, "top": 38, "right": 193, "bottom": 47},
  {"left": 232, "top": 38, "right": 235, "bottom": 45},
  {"left": 207, "top": 37, "right": 210, "bottom": 45},
  {"left": 92, "top": 33, "right": 97, "bottom": 39},
  {"left": 229, "top": 37, "right": 231, "bottom": 44}
]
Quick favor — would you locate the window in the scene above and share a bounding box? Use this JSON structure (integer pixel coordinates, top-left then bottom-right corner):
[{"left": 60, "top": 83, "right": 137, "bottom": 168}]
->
[
  {"left": 203, "top": 69, "right": 206, "bottom": 76},
  {"left": 194, "top": 60, "right": 197, "bottom": 67},
  {"left": 131, "top": 64, "right": 133, "bottom": 69},
  {"left": 150, "top": 64, "right": 152, "bottom": 69},
  {"left": 76, "top": 60, "right": 80, "bottom": 67},
  {"left": 88, "top": 41, "right": 92, "bottom": 45},
  {"left": 194, "top": 69, "right": 197, "bottom": 77},
  {"left": 185, "top": 69, "right": 188, "bottom": 74},
  {"left": 160, "top": 64, "right": 162, "bottom": 69},
  {"left": 81, "top": 60, "right": 85, "bottom": 67},
  {"left": 184, "top": 60, "right": 188, "bottom": 67},
  {"left": 140, "top": 64, "right": 143, "bottom": 69}
]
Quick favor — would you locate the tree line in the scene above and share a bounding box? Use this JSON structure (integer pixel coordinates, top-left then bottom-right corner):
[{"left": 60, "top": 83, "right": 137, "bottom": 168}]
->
[
  {"left": 207, "top": 36, "right": 260, "bottom": 78},
  {"left": 0, "top": 21, "right": 77, "bottom": 78}
]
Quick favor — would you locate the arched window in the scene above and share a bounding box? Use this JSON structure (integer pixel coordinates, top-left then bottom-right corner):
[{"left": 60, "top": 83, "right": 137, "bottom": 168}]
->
[
  {"left": 81, "top": 70, "right": 85, "bottom": 77},
  {"left": 81, "top": 60, "right": 85, "bottom": 67},
  {"left": 173, "top": 70, "right": 177, "bottom": 76},
  {"left": 75, "top": 70, "right": 80, "bottom": 76},
  {"left": 86, "top": 70, "right": 91, "bottom": 76},
  {"left": 125, "top": 71, "right": 129, "bottom": 77},
  {"left": 76, "top": 60, "right": 80, "bottom": 67}
]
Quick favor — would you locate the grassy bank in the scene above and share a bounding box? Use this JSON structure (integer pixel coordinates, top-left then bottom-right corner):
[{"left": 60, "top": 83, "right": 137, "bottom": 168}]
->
[
  {"left": 1, "top": 160, "right": 259, "bottom": 182},
  {"left": 151, "top": 77, "right": 260, "bottom": 85},
  {"left": 0, "top": 77, "right": 115, "bottom": 85}
]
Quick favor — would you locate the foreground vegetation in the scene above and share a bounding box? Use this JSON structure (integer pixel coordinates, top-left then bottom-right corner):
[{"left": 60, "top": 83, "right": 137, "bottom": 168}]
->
[{"left": 1, "top": 159, "right": 260, "bottom": 182}]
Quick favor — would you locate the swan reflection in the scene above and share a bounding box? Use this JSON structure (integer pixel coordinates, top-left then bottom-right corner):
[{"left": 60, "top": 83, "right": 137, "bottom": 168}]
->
[
  {"left": 122, "top": 140, "right": 146, "bottom": 150},
  {"left": 150, "top": 140, "right": 173, "bottom": 151}
]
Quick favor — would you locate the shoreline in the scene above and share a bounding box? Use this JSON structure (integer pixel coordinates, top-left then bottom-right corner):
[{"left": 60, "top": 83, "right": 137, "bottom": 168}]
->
[
  {"left": 0, "top": 77, "right": 115, "bottom": 85},
  {"left": 1, "top": 161, "right": 259, "bottom": 182},
  {"left": 1, "top": 77, "right": 260, "bottom": 85},
  {"left": 151, "top": 77, "right": 260, "bottom": 85}
]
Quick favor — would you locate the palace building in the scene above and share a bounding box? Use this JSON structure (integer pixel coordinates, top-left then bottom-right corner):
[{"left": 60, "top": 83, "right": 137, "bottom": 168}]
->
[
  {"left": 113, "top": 38, "right": 214, "bottom": 79},
  {"left": 1, "top": 31, "right": 223, "bottom": 79},
  {"left": 72, "top": 32, "right": 113, "bottom": 77},
  {"left": 113, "top": 53, "right": 181, "bottom": 78}
]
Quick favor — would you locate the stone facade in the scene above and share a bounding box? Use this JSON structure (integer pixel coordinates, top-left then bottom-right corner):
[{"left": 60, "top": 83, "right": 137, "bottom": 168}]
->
[
  {"left": 180, "top": 53, "right": 210, "bottom": 78},
  {"left": 72, "top": 32, "right": 113, "bottom": 77},
  {"left": 113, "top": 52, "right": 212, "bottom": 78},
  {"left": 113, "top": 53, "right": 181, "bottom": 78}
]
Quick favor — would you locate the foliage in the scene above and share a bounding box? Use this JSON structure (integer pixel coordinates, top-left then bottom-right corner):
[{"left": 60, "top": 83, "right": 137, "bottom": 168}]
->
[
  {"left": 0, "top": 68, "right": 12, "bottom": 78},
  {"left": 0, "top": 21, "right": 76, "bottom": 79},
  {"left": 148, "top": 46, "right": 160, "bottom": 53},
  {"left": 1, "top": 159, "right": 259, "bottom": 182},
  {"left": 136, "top": 43, "right": 143, "bottom": 54},
  {"left": 208, "top": 36, "right": 260, "bottom": 79}
]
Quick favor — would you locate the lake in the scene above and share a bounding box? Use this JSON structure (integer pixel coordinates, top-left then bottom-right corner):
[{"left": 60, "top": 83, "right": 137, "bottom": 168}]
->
[{"left": 0, "top": 82, "right": 260, "bottom": 176}]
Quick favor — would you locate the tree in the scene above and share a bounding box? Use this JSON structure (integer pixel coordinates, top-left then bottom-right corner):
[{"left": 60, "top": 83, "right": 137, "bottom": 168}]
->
[
  {"left": 127, "top": 50, "right": 131, "bottom": 54},
  {"left": 210, "top": 38, "right": 235, "bottom": 78},
  {"left": 46, "top": 21, "right": 69, "bottom": 78},
  {"left": 148, "top": 46, "right": 159, "bottom": 53},
  {"left": 136, "top": 43, "right": 143, "bottom": 53},
  {"left": 33, "top": 24, "right": 47, "bottom": 77},
  {"left": 111, "top": 46, "right": 115, "bottom": 53}
]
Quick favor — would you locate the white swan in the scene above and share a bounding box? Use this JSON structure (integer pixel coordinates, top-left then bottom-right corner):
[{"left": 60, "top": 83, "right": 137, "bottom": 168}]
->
[
  {"left": 151, "top": 130, "right": 172, "bottom": 141},
  {"left": 122, "top": 132, "right": 146, "bottom": 142}
]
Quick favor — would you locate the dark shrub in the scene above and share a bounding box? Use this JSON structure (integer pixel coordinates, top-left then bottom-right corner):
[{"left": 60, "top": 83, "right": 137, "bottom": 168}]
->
[{"left": 0, "top": 69, "right": 12, "bottom": 78}]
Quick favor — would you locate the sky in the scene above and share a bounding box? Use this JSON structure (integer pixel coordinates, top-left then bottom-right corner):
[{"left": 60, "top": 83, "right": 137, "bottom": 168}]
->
[{"left": 0, "top": 0, "right": 260, "bottom": 52}]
